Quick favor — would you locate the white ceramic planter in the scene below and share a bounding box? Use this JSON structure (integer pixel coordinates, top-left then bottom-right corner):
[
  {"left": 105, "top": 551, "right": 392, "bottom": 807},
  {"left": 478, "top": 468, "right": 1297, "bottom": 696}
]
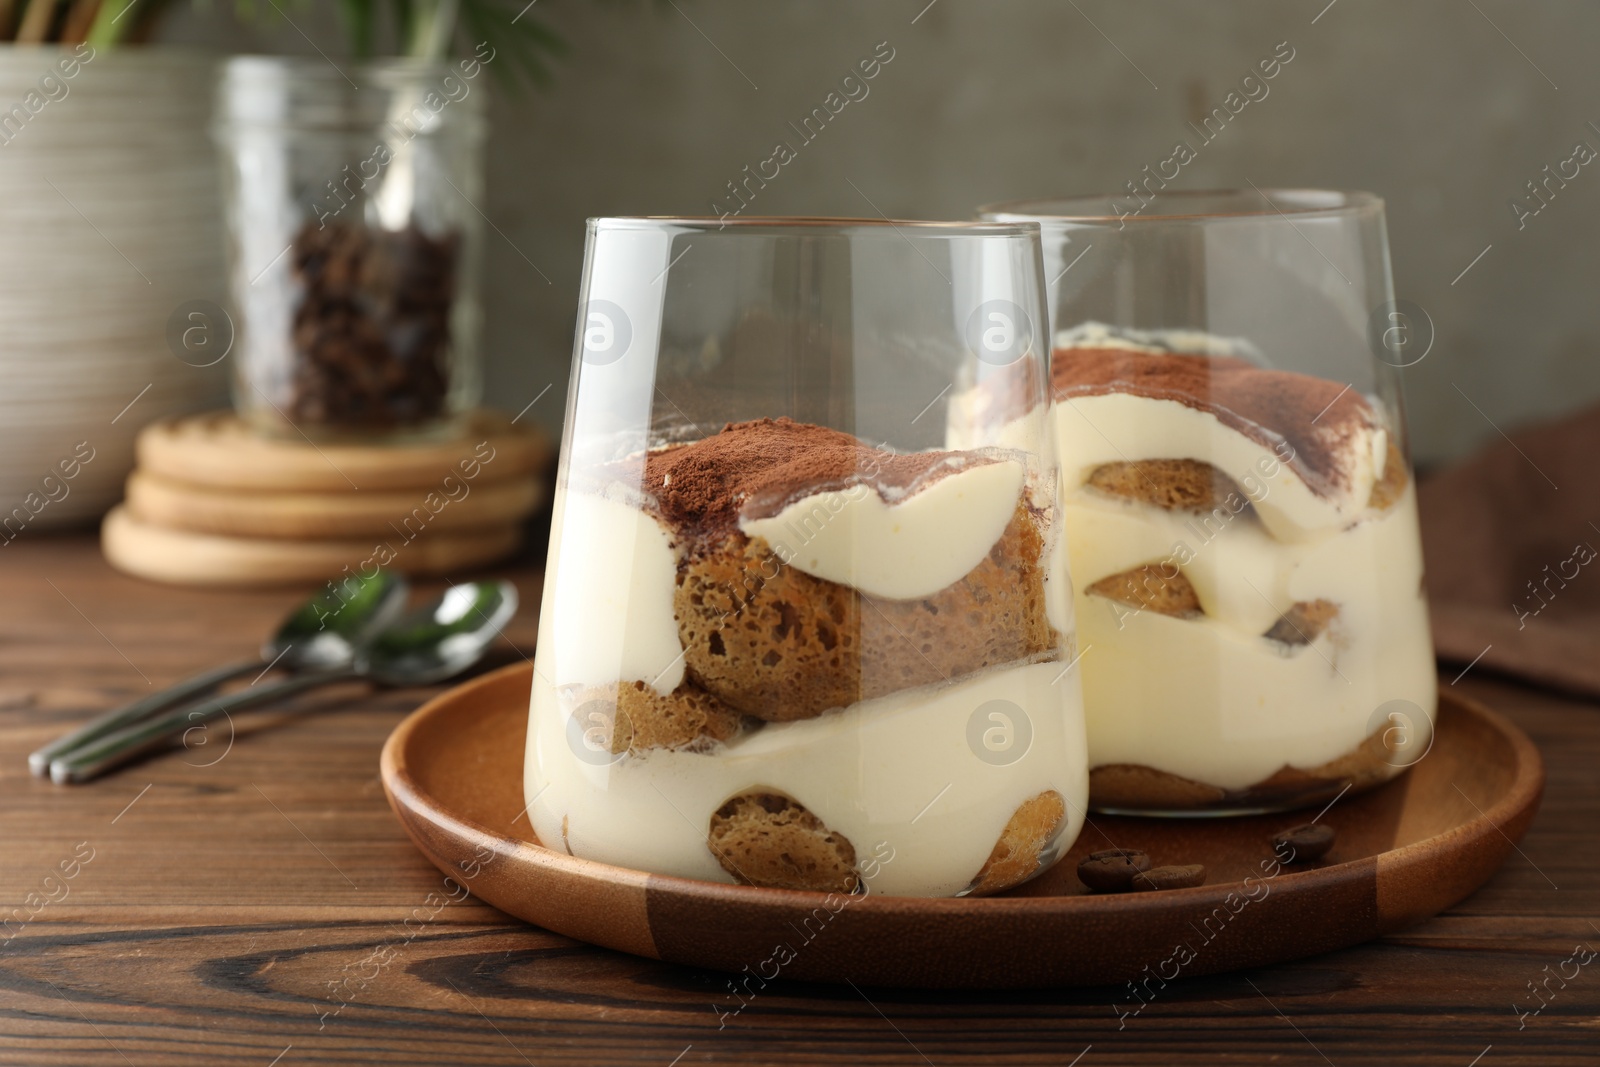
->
[{"left": 0, "top": 47, "right": 226, "bottom": 530}]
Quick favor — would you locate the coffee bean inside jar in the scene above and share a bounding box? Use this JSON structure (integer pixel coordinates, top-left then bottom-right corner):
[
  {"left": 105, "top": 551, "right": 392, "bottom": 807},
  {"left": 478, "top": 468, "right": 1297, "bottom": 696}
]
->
[{"left": 288, "top": 219, "right": 458, "bottom": 431}]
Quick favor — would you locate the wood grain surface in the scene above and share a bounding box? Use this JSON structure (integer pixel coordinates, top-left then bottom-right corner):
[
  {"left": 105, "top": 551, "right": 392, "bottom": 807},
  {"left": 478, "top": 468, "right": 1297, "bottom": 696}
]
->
[{"left": 1, "top": 535, "right": 1597, "bottom": 1065}]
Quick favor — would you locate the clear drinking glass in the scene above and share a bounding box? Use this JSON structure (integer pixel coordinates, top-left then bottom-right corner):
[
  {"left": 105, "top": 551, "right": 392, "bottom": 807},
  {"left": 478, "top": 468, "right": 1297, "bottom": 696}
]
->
[
  {"left": 982, "top": 190, "right": 1435, "bottom": 816},
  {"left": 214, "top": 57, "right": 487, "bottom": 440},
  {"left": 525, "top": 217, "right": 1086, "bottom": 897}
]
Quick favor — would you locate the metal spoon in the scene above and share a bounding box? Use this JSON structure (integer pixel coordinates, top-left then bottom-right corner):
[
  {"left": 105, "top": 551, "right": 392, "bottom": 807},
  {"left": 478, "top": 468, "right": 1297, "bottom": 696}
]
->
[
  {"left": 28, "top": 571, "right": 409, "bottom": 777},
  {"left": 49, "top": 580, "right": 518, "bottom": 784}
]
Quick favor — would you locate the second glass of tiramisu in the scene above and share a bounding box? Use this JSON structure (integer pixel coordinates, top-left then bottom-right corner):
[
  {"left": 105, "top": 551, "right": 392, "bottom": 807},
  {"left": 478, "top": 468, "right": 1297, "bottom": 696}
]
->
[{"left": 982, "top": 190, "right": 1435, "bottom": 815}]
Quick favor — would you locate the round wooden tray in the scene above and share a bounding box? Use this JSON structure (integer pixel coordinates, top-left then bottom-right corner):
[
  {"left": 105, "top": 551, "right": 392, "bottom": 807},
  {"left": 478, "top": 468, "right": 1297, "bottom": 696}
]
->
[{"left": 380, "top": 663, "right": 1544, "bottom": 989}]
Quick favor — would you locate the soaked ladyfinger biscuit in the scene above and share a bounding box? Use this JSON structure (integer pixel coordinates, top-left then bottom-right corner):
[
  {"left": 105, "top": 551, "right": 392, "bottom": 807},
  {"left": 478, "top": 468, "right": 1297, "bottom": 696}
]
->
[
  {"left": 1087, "top": 459, "right": 1248, "bottom": 512},
  {"left": 965, "top": 790, "right": 1069, "bottom": 896},
  {"left": 676, "top": 503, "right": 1052, "bottom": 722},
  {"left": 1085, "top": 564, "right": 1203, "bottom": 618},
  {"left": 707, "top": 791, "right": 858, "bottom": 892},
  {"left": 571, "top": 680, "right": 744, "bottom": 756}
]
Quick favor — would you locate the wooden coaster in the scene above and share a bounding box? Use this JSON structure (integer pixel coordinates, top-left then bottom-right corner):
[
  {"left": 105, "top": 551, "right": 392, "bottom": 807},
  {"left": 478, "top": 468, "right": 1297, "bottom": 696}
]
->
[
  {"left": 137, "top": 410, "right": 553, "bottom": 493},
  {"left": 124, "top": 470, "right": 547, "bottom": 541},
  {"left": 102, "top": 506, "right": 522, "bottom": 587}
]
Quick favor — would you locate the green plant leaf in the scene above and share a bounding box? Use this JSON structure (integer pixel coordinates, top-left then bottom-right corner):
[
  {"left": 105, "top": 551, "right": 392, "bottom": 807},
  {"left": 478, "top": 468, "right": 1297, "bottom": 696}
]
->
[
  {"left": 458, "top": 0, "right": 569, "bottom": 90},
  {"left": 85, "top": 0, "right": 589, "bottom": 94},
  {"left": 337, "top": 0, "right": 374, "bottom": 58},
  {"left": 85, "top": 0, "right": 166, "bottom": 47},
  {"left": 392, "top": 0, "right": 414, "bottom": 53}
]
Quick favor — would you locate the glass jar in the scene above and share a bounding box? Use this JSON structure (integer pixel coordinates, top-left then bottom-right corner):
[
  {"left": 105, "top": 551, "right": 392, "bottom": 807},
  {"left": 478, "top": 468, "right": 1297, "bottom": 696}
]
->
[
  {"left": 214, "top": 57, "right": 486, "bottom": 440},
  {"left": 525, "top": 217, "right": 1086, "bottom": 897},
  {"left": 982, "top": 190, "right": 1435, "bottom": 816}
]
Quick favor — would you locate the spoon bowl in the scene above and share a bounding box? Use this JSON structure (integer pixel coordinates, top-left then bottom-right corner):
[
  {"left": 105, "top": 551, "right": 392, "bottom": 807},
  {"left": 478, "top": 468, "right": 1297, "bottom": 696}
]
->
[
  {"left": 270, "top": 570, "right": 411, "bottom": 672},
  {"left": 366, "top": 581, "right": 520, "bottom": 685}
]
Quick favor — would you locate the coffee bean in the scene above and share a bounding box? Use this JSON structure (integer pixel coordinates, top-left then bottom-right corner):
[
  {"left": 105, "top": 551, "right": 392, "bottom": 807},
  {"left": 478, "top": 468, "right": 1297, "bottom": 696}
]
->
[
  {"left": 284, "top": 219, "right": 459, "bottom": 432},
  {"left": 1130, "top": 864, "right": 1207, "bottom": 891},
  {"left": 1271, "top": 823, "right": 1335, "bottom": 863},
  {"left": 1077, "top": 848, "right": 1152, "bottom": 892}
]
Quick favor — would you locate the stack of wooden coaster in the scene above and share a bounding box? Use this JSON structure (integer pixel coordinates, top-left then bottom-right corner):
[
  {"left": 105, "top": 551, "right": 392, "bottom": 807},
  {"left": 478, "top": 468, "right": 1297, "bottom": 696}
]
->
[{"left": 102, "top": 410, "right": 552, "bottom": 587}]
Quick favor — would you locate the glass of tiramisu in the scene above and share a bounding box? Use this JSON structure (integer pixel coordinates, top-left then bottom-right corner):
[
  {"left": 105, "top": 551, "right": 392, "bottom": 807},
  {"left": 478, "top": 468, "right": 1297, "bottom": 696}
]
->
[
  {"left": 525, "top": 217, "right": 1087, "bottom": 897},
  {"left": 981, "top": 190, "right": 1435, "bottom": 815}
]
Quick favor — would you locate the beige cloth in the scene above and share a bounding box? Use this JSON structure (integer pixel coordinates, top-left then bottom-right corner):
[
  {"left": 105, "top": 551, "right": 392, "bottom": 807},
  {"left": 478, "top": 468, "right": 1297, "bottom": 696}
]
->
[{"left": 1420, "top": 402, "right": 1600, "bottom": 696}]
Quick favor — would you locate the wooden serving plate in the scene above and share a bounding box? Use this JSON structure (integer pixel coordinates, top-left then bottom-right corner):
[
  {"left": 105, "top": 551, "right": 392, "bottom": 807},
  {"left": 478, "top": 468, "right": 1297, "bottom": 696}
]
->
[{"left": 381, "top": 663, "right": 1543, "bottom": 989}]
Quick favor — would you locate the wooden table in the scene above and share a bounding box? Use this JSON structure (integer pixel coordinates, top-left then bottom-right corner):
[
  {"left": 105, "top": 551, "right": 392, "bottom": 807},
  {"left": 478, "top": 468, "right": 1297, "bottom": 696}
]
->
[{"left": 1, "top": 534, "right": 1594, "bottom": 1066}]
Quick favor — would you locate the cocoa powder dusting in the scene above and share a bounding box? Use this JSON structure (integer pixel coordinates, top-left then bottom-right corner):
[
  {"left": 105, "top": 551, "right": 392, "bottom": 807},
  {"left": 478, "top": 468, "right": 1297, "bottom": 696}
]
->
[
  {"left": 1052, "top": 347, "right": 1376, "bottom": 496},
  {"left": 631, "top": 418, "right": 986, "bottom": 545}
]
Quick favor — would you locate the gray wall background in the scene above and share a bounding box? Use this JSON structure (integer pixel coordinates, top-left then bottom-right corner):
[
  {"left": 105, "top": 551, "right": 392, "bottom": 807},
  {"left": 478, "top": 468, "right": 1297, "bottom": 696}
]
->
[{"left": 160, "top": 0, "right": 1600, "bottom": 468}]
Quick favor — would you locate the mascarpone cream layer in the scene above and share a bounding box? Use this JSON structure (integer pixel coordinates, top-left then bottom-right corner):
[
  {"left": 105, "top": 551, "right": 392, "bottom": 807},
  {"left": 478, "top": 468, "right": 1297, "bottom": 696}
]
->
[
  {"left": 1066, "top": 478, "right": 1435, "bottom": 790},
  {"left": 1056, "top": 322, "right": 1263, "bottom": 361},
  {"left": 538, "top": 488, "right": 685, "bottom": 696},
  {"left": 738, "top": 460, "right": 1025, "bottom": 601},
  {"left": 525, "top": 658, "right": 1087, "bottom": 897}
]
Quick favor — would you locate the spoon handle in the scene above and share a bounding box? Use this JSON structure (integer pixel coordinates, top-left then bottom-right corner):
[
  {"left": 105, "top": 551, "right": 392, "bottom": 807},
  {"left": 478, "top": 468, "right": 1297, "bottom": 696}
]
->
[
  {"left": 28, "top": 659, "right": 263, "bottom": 776},
  {"left": 49, "top": 669, "right": 361, "bottom": 785}
]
